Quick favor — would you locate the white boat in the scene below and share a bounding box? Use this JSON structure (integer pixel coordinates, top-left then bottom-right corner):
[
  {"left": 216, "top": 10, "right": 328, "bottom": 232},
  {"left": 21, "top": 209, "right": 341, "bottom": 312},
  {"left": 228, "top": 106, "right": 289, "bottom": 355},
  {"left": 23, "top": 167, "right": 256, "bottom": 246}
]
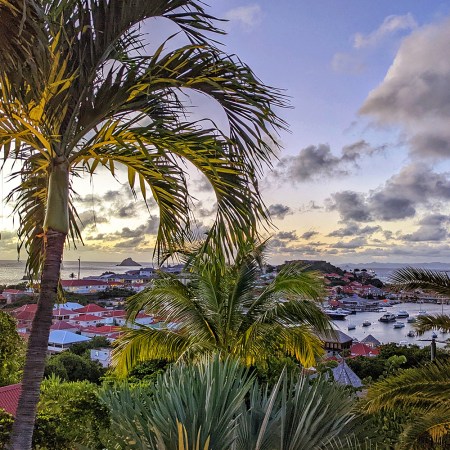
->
[
  {"left": 323, "top": 308, "right": 351, "bottom": 320},
  {"left": 417, "top": 310, "right": 427, "bottom": 317},
  {"left": 407, "top": 317, "right": 417, "bottom": 323},
  {"left": 399, "top": 340, "right": 408, "bottom": 346},
  {"left": 362, "top": 320, "right": 371, "bottom": 327},
  {"left": 347, "top": 323, "right": 356, "bottom": 330},
  {"left": 396, "top": 310, "right": 409, "bottom": 318},
  {"left": 393, "top": 322, "right": 405, "bottom": 328},
  {"left": 379, "top": 313, "right": 396, "bottom": 322}
]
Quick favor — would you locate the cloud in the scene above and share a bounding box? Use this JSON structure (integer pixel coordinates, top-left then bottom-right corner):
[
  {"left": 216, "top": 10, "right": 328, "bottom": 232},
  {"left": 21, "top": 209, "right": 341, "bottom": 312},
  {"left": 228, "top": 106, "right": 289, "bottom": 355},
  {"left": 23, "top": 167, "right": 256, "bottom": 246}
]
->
[
  {"left": 401, "top": 214, "right": 450, "bottom": 242},
  {"left": 353, "top": 13, "right": 417, "bottom": 49},
  {"left": 332, "top": 237, "right": 368, "bottom": 249},
  {"left": 224, "top": 5, "right": 262, "bottom": 30},
  {"left": 360, "top": 18, "right": 450, "bottom": 159},
  {"left": 328, "top": 223, "right": 381, "bottom": 238},
  {"left": 331, "top": 53, "right": 366, "bottom": 74},
  {"left": 275, "top": 231, "right": 297, "bottom": 241},
  {"left": 77, "top": 211, "right": 108, "bottom": 230},
  {"left": 268, "top": 204, "right": 292, "bottom": 220},
  {"left": 276, "top": 141, "right": 383, "bottom": 183},
  {"left": 327, "top": 163, "right": 450, "bottom": 223},
  {"left": 300, "top": 230, "right": 318, "bottom": 240}
]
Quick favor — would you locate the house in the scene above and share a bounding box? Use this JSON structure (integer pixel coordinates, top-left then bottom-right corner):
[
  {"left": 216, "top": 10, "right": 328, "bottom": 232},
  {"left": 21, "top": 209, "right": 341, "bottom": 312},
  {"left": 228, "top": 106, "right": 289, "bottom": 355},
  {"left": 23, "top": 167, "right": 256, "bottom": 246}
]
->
[
  {"left": 54, "top": 302, "right": 84, "bottom": 310},
  {"left": 73, "top": 304, "right": 108, "bottom": 317},
  {"left": 332, "top": 360, "right": 363, "bottom": 388},
  {"left": 80, "top": 325, "right": 121, "bottom": 339},
  {"left": 50, "top": 321, "right": 79, "bottom": 333},
  {"left": 320, "top": 330, "right": 353, "bottom": 354},
  {"left": 68, "top": 314, "right": 104, "bottom": 327},
  {"left": 0, "top": 384, "right": 22, "bottom": 416},
  {"left": 10, "top": 304, "right": 37, "bottom": 330},
  {"left": 103, "top": 310, "right": 127, "bottom": 325},
  {"left": 52, "top": 307, "right": 79, "bottom": 321},
  {"left": 361, "top": 334, "right": 381, "bottom": 348},
  {"left": 90, "top": 348, "right": 112, "bottom": 368},
  {"left": 2, "top": 289, "right": 33, "bottom": 304},
  {"left": 47, "top": 330, "right": 90, "bottom": 353},
  {"left": 61, "top": 279, "right": 111, "bottom": 294},
  {"left": 350, "top": 342, "right": 380, "bottom": 357}
]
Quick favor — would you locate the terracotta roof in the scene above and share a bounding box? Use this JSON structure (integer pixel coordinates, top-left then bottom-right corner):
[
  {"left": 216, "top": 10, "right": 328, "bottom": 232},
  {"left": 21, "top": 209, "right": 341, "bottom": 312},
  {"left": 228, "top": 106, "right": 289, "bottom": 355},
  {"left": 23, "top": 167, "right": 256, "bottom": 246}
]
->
[
  {"left": 74, "top": 304, "right": 107, "bottom": 313},
  {"left": 104, "top": 310, "right": 126, "bottom": 318},
  {"left": 73, "top": 314, "right": 103, "bottom": 322},
  {"left": 350, "top": 343, "right": 380, "bottom": 357},
  {"left": 12, "top": 304, "right": 37, "bottom": 313},
  {"left": 0, "top": 384, "right": 21, "bottom": 416},
  {"left": 53, "top": 308, "right": 77, "bottom": 316},
  {"left": 81, "top": 325, "right": 121, "bottom": 334},
  {"left": 51, "top": 321, "right": 77, "bottom": 330}
]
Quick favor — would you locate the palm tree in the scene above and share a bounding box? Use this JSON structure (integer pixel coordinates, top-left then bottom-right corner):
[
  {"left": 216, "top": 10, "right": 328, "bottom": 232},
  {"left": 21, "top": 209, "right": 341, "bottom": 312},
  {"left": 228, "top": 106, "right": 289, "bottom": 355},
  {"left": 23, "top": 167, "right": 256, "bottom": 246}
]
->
[
  {"left": 389, "top": 267, "right": 450, "bottom": 334},
  {"left": 362, "top": 361, "right": 450, "bottom": 449},
  {"left": 112, "top": 243, "right": 333, "bottom": 376},
  {"left": 0, "top": 2, "right": 286, "bottom": 447},
  {"left": 101, "top": 356, "right": 356, "bottom": 450}
]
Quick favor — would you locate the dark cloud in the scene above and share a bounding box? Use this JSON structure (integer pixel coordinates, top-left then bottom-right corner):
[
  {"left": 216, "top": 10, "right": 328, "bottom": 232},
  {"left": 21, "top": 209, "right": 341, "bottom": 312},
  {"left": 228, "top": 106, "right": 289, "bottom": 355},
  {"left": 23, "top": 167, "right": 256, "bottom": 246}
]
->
[
  {"left": 332, "top": 237, "right": 367, "bottom": 249},
  {"left": 114, "top": 236, "right": 145, "bottom": 248},
  {"left": 328, "top": 223, "right": 381, "bottom": 237},
  {"left": 401, "top": 214, "right": 450, "bottom": 242},
  {"left": 360, "top": 18, "right": 450, "bottom": 159},
  {"left": 275, "top": 231, "right": 298, "bottom": 241},
  {"left": 300, "top": 230, "right": 318, "bottom": 240},
  {"left": 268, "top": 204, "right": 292, "bottom": 220},
  {"left": 77, "top": 211, "right": 108, "bottom": 230},
  {"left": 327, "top": 164, "right": 450, "bottom": 223},
  {"left": 276, "top": 141, "right": 383, "bottom": 183},
  {"left": 195, "top": 176, "right": 214, "bottom": 192},
  {"left": 117, "top": 204, "right": 138, "bottom": 218}
]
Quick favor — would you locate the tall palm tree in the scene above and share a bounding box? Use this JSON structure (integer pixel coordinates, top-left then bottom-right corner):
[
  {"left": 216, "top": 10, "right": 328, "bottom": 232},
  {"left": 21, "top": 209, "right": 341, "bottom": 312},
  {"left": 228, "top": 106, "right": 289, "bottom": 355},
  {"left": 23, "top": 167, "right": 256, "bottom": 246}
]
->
[
  {"left": 113, "top": 243, "right": 333, "bottom": 376},
  {"left": 0, "top": 2, "right": 286, "bottom": 447},
  {"left": 389, "top": 267, "right": 450, "bottom": 334},
  {"left": 362, "top": 361, "right": 450, "bottom": 449}
]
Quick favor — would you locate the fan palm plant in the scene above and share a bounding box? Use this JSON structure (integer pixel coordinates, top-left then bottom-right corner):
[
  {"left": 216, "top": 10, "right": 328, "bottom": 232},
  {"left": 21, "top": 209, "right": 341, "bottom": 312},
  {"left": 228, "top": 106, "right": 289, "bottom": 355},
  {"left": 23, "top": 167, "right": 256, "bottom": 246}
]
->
[
  {"left": 362, "top": 361, "right": 450, "bottom": 449},
  {"left": 0, "top": 2, "right": 286, "bottom": 447},
  {"left": 113, "top": 242, "right": 333, "bottom": 376},
  {"left": 389, "top": 267, "right": 450, "bottom": 334}
]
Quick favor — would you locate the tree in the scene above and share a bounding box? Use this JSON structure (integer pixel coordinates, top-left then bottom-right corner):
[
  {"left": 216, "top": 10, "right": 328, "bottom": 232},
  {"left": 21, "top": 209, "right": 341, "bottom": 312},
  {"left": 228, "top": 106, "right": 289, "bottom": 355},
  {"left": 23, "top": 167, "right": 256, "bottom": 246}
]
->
[
  {"left": 0, "top": 312, "right": 25, "bottom": 386},
  {"left": 1, "top": 2, "right": 285, "bottom": 447},
  {"left": 362, "top": 361, "right": 450, "bottom": 449},
  {"left": 113, "top": 243, "right": 332, "bottom": 376}
]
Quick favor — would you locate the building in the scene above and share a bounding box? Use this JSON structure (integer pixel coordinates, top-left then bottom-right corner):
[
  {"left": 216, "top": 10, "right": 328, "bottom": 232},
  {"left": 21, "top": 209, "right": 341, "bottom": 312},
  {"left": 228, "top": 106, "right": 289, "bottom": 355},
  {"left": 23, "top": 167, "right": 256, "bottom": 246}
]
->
[
  {"left": 0, "top": 384, "right": 22, "bottom": 416},
  {"left": 90, "top": 348, "right": 113, "bottom": 368},
  {"left": 61, "top": 279, "right": 111, "bottom": 294},
  {"left": 73, "top": 304, "right": 108, "bottom": 317},
  {"left": 320, "top": 330, "right": 353, "bottom": 354},
  {"left": 332, "top": 360, "right": 363, "bottom": 388},
  {"left": 47, "top": 330, "right": 91, "bottom": 353}
]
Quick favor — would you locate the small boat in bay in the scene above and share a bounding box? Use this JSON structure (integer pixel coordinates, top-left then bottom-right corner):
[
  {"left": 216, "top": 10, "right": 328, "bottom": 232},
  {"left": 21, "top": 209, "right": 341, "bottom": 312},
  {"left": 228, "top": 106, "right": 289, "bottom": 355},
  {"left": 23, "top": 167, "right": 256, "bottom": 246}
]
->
[
  {"left": 393, "top": 322, "right": 405, "bottom": 329},
  {"left": 362, "top": 320, "right": 371, "bottom": 327},
  {"left": 347, "top": 323, "right": 356, "bottom": 330},
  {"left": 407, "top": 317, "right": 417, "bottom": 323},
  {"left": 379, "top": 313, "right": 396, "bottom": 322},
  {"left": 396, "top": 310, "right": 409, "bottom": 318},
  {"left": 407, "top": 330, "right": 415, "bottom": 337}
]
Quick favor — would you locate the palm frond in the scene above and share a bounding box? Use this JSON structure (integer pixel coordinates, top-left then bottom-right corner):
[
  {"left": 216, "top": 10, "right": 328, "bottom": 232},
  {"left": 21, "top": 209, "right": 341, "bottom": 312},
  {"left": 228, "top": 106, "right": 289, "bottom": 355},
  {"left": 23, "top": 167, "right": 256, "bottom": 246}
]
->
[
  {"left": 389, "top": 267, "right": 450, "bottom": 297},
  {"left": 414, "top": 314, "right": 450, "bottom": 335}
]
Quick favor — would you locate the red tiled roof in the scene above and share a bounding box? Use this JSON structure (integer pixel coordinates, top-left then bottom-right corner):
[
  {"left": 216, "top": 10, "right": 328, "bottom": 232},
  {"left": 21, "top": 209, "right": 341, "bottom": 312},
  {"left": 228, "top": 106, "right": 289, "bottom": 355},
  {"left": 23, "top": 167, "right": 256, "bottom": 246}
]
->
[
  {"left": 53, "top": 308, "right": 77, "bottom": 316},
  {"left": 12, "top": 311, "right": 35, "bottom": 321},
  {"left": 12, "top": 304, "right": 37, "bottom": 314},
  {"left": 350, "top": 343, "right": 380, "bottom": 357},
  {"left": 81, "top": 325, "right": 121, "bottom": 334},
  {"left": 74, "top": 304, "right": 107, "bottom": 313},
  {"left": 74, "top": 314, "right": 103, "bottom": 322},
  {"left": 2, "top": 289, "right": 26, "bottom": 295},
  {"left": 104, "top": 310, "right": 126, "bottom": 318},
  {"left": 51, "top": 321, "right": 77, "bottom": 330},
  {"left": 0, "top": 384, "right": 22, "bottom": 416}
]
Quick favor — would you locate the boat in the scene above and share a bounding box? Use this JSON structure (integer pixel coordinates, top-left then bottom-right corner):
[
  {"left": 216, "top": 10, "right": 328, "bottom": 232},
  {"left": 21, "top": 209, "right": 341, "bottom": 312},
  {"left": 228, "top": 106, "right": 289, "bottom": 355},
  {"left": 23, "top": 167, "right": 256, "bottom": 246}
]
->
[
  {"left": 393, "top": 322, "right": 405, "bottom": 328},
  {"left": 417, "top": 310, "right": 427, "bottom": 317},
  {"left": 396, "top": 310, "right": 409, "bottom": 318},
  {"left": 407, "top": 330, "right": 415, "bottom": 337},
  {"left": 347, "top": 323, "right": 356, "bottom": 330},
  {"left": 431, "top": 332, "right": 438, "bottom": 339},
  {"left": 362, "top": 320, "right": 371, "bottom": 327},
  {"left": 379, "top": 313, "right": 396, "bottom": 322},
  {"left": 399, "top": 340, "right": 408, "bottom": 346},
  {"left": 323, "top": 308, "right": 350, "bottom": 320},
  {"left": 407, "top": 317, "right": 417, "bottom": 323},
  {"left": 379, "top": 308, "right": 387, "bottom": 312}
]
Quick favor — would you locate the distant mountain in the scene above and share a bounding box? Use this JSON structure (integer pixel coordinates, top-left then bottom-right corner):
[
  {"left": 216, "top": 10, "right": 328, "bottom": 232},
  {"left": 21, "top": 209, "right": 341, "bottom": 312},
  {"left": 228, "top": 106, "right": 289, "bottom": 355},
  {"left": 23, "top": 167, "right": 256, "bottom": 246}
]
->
[
  {"left": 117, "top": 258, "right": 141, "bottom": 267},
  {"left": 341, "top": 262, "right": 450, "bottom": 271}
]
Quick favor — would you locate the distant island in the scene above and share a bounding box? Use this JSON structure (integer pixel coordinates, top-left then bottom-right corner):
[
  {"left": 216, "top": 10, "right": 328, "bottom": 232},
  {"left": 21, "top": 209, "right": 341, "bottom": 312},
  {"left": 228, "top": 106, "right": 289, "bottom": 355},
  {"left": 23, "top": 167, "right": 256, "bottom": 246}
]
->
[{"left": 116, "top": 258, "right": 141, "bottom": 267}]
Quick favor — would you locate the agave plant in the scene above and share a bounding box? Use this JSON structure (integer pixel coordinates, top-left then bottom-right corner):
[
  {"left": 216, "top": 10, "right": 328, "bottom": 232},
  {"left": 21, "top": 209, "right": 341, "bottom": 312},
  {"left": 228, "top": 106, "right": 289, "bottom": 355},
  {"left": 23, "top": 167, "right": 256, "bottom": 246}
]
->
[
  {"left": 112, "top": 242, "right": 333, "bottom": 376},
  {"left": 0, "top": 1, "right": 286, "bottom": 447},
  {"left": 100, "top": 356, "right": 357, "bottom": 450}
]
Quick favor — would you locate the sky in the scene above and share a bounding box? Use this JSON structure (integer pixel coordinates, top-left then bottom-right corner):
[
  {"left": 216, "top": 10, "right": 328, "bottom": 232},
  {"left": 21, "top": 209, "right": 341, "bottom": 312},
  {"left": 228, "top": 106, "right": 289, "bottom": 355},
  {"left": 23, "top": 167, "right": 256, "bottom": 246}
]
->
[{"left": 2, "top": 1, "right": 450, "bottom": 265}]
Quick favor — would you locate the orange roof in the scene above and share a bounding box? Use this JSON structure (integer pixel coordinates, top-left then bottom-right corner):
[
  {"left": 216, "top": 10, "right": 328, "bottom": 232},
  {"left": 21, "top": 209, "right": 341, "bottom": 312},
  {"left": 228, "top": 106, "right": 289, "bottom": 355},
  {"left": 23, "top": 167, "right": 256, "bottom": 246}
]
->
[
  {"left": 51, "top": 321, "right": 77, "bottom": 330},
  {"left": 74, "top": 314, "right": 103, "bottom": 322},
  {"left": 350, "top": 343, "right": 380, "bottom": 357},
  {"left": 74, "top": 304, "right": 107, "bottom": 314},
  {"left": 81, "top": 325, "right": 121, "bottom": 333}
]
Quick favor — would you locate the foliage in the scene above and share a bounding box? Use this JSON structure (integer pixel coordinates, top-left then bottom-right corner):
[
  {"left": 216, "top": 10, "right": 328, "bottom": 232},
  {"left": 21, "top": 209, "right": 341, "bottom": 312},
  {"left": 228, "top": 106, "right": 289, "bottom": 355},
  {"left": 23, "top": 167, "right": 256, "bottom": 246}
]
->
[
  {"left": 44, "top": 352, "right": 105, "bottom": 384},
  {"left": 250, "top": 355, "right": 301, "bottom": 388},
  {"left": 69, "top": 336, "right": 111, "bottom": 356},
  {"left": 361, "top": 361, "right": 450, "bottom": 449},
  {"left": 126, "top": 359, "right": 171, "bottom": 384},
  {"left": 0, "top": 409, "right": 14, "bottom": 449},
  {"left": 0, "top": 311, "right": 25, "bottom": 386},
  {"left": 113, "top": 242, "right": 332, "bottom": 376},
  {"left": 100, "top": 356, "right": 356, "bottom": 450},
  {"left": 33, "top": 376, "right": 109, "bottom": 450},
  {"left": 99, "top": 287, "right": 135, "bottom": 299}
]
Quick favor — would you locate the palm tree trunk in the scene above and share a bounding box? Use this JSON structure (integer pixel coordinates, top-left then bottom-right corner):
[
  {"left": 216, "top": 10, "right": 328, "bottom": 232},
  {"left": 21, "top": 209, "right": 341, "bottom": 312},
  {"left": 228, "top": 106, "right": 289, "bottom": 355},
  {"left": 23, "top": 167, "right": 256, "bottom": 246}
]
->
[
  {"left": 7, "top": 229, "right": 66, "bottom": 450},
  {"left": 8, "top": 157, "right": 69, "bottom": 450}
]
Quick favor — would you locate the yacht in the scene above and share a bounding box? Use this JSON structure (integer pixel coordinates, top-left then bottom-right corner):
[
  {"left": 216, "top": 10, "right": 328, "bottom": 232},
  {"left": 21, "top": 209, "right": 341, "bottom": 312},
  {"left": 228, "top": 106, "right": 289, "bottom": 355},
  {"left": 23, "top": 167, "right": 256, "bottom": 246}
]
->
[
  {"left": 407, "top": 317, "right": 417, "bottom": 323},
  {"left": 362, "top": 320, "right": 371, "bottom": 327},
  {"left": 323, "top": 308, "right": 351, "bottom": 320},
  {"left": 347, "top": 323, "right": 356, "bottom": 330},
  {"left": 379, "top": 313, "right": 396, "bottom": 322},
  {"left": 407, "top": 330, "right": 415, "bottom": 337},
  {"left": 396, "top": 310, "right": 409, "bottom": 318},
  {"left": 417, "top": 310, "right": 427, "bottom": 317},
  {"left": 393, "top": 322, "right": 405, "bottom": 329}
]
